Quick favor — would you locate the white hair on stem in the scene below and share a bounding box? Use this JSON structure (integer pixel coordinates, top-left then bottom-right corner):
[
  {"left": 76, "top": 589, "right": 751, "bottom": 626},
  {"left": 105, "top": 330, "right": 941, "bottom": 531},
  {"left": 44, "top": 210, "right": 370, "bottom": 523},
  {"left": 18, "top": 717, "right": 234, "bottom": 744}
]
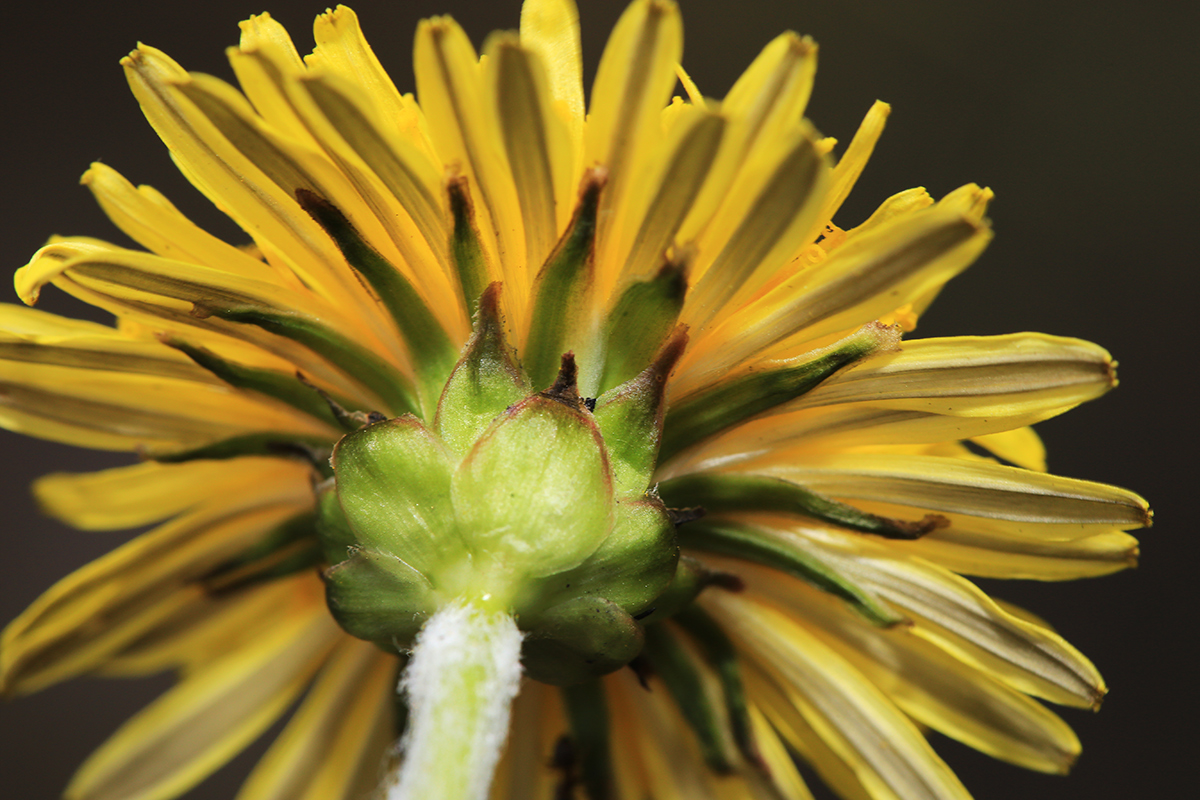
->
[{"left": 387, "top": 600, "right": 525, "bottom": 800}]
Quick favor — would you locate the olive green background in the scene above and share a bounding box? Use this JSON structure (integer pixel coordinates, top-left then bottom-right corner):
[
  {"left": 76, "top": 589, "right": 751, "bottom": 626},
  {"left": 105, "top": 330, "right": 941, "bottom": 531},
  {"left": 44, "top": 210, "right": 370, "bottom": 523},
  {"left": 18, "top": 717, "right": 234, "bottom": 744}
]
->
[{"left": 1, "top": 1, "right": 1194, "bottom": 798}]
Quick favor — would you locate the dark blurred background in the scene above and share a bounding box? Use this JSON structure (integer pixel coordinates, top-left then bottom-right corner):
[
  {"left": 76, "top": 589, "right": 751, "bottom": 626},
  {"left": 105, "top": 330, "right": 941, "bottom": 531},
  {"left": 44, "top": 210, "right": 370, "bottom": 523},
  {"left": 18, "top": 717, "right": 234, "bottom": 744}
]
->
[{"left": 1, "top": 1, "right": 1194, "bottom": 798}]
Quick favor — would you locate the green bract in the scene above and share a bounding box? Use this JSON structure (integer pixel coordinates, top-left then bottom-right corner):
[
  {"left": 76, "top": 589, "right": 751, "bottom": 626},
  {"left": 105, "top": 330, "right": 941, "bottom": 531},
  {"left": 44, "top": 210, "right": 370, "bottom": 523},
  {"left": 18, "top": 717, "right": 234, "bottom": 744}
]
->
[{"left": 319, "top": 285, "right": 686, "bottom": 684}]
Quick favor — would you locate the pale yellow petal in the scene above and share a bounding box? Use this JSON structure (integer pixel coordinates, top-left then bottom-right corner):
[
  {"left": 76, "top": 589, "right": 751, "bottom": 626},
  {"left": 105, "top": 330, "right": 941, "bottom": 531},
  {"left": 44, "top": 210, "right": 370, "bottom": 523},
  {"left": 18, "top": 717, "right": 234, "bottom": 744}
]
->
[
  {"left": 1, "top": 483, "right": 313, "bottom": 695},
  {"left": 490, "top": 680, "right": 560, "bottom": 800},
  {"left": 747, "top": 704, "right": 815, "bottom": 799},
  {"left": 66, "top": 603, "right": 339, "bottom": 800},
  {"left": 235, "top": 639, "right": 397, "bottom": 800},
  {"left": 726, "top": 558, "right": 1081, "bottom": 774},
  {"left": 744, "top": 663, "right": 873, "bottom": 800},
  {"left": 819, "top": 100, "right": 891, "bottom": 227},
  {"left": 796, "top": 333, "right": 1115, "bottom": 419},
  {"left": 709, "top": 592, "right": 972, "bottom": 800},
  {"left": 759, "top": 453, "right": 1151, "bottom": 528},
  {"left": 891, "top": 528, "right": 1139, "bottom": 581},
  {"left": 98, "top": 575, "right": 317, "bottom": 676},
  {"left": 745, "top": 519, "right": 1109, "bottom": 708}
]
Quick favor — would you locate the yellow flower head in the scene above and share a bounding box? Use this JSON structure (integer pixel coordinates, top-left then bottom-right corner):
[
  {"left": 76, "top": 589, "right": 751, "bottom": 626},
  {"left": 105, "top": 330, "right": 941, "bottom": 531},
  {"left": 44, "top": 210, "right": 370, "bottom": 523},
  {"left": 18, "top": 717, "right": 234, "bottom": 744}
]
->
[{"left": 1, "top": 2, "right": 1151, "bottom": 800}]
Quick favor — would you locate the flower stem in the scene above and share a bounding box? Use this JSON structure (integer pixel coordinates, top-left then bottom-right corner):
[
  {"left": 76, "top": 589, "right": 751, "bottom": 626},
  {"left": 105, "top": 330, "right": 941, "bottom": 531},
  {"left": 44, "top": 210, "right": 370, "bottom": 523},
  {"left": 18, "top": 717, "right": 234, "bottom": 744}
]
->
[{"left": 388, "top": 600, "right": 524, "bottom": 800}]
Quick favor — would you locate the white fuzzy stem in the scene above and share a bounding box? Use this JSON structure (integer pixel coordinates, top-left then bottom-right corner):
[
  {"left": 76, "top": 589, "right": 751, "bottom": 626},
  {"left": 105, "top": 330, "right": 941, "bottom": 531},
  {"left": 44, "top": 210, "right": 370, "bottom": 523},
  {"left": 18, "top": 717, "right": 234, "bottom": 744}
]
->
[{"left": 387, "top": 600, "right": 524, "bottom": 800}]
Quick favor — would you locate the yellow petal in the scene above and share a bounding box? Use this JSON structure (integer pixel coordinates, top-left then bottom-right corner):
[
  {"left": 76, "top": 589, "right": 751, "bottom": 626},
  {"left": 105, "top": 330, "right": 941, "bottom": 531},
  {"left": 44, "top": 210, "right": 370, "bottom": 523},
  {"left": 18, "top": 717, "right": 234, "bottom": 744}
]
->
[
  {"left": 486, "top": 34, "right": 576, "bottom": 273},
  {"left": 173, "top": 71, "right": 413, "bottom": 305},
  {"left": 235, "top": 639, "right": 397, "bottom": 800},
  {"left": 683, "top": 125, "right": 829, "bottom": 333},
  {"left": 728, "top": 557, "right": 1081, "bottom": 774},
  {"left": 1, "top": 476, "right": 313, "bottom": 695},
  {"left": 520, "top": 0, "right": 585, "bottom": 156},
  {"left": 17, "top": 239, "right": 387, "bottom": 412},
  {"left": 0, "top": 303, "right": 208, "bottom": 382},
  {"left": 676, "top": 31, "right": 817, "bottom": 252},
  {"left": 760, "top": 452, "right": 1151, "bottom": 528},
  {"left": 292, "top": 70, "right": 466, "bottom": 336},
  {"left": 415, "top": 15, "right": 525, "bottom": 301},
  {"left": 709, "top": 592, "right": 972, "bottom": 800},
  {"left": 230, "top": 14, "right": 317, "bottom": 147},
  {"left": 34, "top": 456, "right": 310, "bottom": 531},
  {"left": 82, "top": 163, "right": 281, "bottom": 282},
  {"left": 121, "top": 44, "right": 362, "bottom": 310},
  {"left": 309, "top": 5, "right": 442, "bottom": 169},
  {"left": 65, "top": 603, "right": 339, "bottom": 800},
  {"left": 678, "top": 208, "right": 989, "bottom": 389},
  {"left": 0, "top": 352, "right": 334, "bottom": 454},
  {"left": 820, "top": 101, "right": 891, "bottom": 227},
  {"left": 971, "top": 426, "right": 1047, "bottom": 471},
  {"left": 611, "top": 105, "right": 725, "bottom": 286},
  {"left": 585, "top": 0, "right": 683, "bottom": 294}
]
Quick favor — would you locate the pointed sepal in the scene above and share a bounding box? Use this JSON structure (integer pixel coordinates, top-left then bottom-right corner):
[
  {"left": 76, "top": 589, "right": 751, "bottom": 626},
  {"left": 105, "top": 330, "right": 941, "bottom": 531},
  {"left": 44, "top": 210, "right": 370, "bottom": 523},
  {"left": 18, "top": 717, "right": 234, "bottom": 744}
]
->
[
  {"left": 658, "top": 472, "right": 948, "bottom": 539},
  {"left": 524, "top": 168, "right": 605, "bottom": 388},
  {"left": 561, "top": 681, "right": 614, "bottom": 800},
  {"left": 660, "top": 322, "right": 898, "bottom": 461},
  {"left": 598, "top": 256, "right": 688, "bottom": 394},
  {"left": 680, "top": 517, "right": 905, "bottom": 627},
  {"left": 434, "top": 283, "right": 529, "bottom": 458},
  {"left": 447, "top": 175, "right": 492, "bottom": 318},
  {"left": 592, "top": 329, "right": 687, "bottom": 497},
  {"left": 295, "top": 188, "right": 458, "bottom": 413},
  {"left": 642, "top": 623, "right": 735, "bottom": 772}
]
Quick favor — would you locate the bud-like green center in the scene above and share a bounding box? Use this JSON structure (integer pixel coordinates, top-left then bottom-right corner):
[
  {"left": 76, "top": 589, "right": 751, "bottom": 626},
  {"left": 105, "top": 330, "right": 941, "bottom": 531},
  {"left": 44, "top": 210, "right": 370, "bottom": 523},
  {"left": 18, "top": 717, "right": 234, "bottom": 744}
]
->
[{"left": 316, "top": 285, "right": 690, "bottom": 684}]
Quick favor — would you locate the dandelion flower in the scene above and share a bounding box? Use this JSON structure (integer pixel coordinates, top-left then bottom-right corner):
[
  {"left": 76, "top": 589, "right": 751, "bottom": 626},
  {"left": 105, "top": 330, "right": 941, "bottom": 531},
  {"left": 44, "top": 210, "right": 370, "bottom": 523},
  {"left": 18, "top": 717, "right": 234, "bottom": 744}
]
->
[{"left": 1, "top": 1, "right": 1151, "bottom": 799}]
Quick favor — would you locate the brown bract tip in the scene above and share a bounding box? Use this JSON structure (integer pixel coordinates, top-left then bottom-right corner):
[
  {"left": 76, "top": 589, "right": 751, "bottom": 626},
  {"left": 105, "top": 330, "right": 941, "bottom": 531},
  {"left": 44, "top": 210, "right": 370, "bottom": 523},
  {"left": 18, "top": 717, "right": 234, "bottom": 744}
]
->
[
  {"left": 473, "top": 282, "right": 504, "bottom": 327},
  {"left": 541, "top": 353, "right": 585, "bottom": 411}
]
